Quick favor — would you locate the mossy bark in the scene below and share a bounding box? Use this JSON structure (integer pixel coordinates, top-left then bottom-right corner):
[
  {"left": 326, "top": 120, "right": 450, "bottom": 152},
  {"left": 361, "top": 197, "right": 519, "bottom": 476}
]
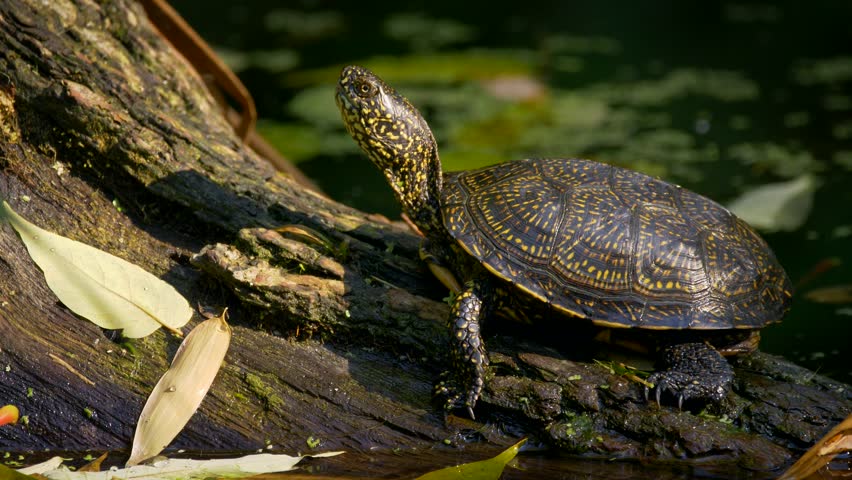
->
[{"left": 0, "top": 0, "right": 848, "bottom": 471}]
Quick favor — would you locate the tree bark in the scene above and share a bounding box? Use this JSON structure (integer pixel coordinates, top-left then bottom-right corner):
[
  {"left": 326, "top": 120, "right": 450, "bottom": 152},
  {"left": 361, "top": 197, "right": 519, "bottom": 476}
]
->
[{"left": 0, "top": 0, "right": 848, "bottom": 471}]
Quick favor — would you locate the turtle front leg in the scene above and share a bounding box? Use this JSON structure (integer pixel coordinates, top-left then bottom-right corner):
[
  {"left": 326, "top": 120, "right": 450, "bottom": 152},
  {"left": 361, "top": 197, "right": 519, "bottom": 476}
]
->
[
  {"left": 439, "top": 278, "right": 493, "bottom": 419},
  {"left": 646, "top": 342, "right": 734, "bottom": 408}
]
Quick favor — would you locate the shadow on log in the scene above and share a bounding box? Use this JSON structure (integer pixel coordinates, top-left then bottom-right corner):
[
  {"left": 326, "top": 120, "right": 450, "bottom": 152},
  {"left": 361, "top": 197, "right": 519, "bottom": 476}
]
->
[{"left": 0, "top": 0, "right": 849, "bottom": 472}]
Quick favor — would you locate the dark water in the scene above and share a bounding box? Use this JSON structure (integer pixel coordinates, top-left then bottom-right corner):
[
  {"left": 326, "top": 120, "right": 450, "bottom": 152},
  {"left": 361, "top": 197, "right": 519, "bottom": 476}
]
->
[
  {"left": 170, "top": 1, "right": 851, "bottom": 477},
  {"left": 175, "top": 0, "right": 852, "bottom": 384},
  {"left": 9, "top": 446, "right": 793, "bottom": 480}
]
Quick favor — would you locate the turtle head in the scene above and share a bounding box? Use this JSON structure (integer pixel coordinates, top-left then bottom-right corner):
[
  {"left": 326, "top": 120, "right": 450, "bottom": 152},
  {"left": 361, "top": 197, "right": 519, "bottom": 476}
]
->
[{"left": 336, "top": 65, "right": 443, "bottom": 234}]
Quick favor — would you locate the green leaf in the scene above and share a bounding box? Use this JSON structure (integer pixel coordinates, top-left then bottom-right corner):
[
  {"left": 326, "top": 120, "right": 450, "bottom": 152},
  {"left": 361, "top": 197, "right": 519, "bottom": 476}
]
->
[
  {"left": 415, "top": 438, "right": 526, "bottom": 480},
  {"left": 726, "top": 174, "right": 818, "bottom": 232},
  {"left": 0, "top": 201, "right": 192, "bottom": 338},
  {"left": 0, "top": 464, "right": 38, "bottom": 480},
  {"left": 127, "top": 312, "right": 232, "bottom": 466}
]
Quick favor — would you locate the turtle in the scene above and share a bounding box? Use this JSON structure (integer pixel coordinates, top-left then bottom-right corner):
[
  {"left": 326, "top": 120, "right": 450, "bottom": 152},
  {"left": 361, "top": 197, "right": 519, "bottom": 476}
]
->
[{"left": 335, "top": 65, "right": 793, "bottom": 417}]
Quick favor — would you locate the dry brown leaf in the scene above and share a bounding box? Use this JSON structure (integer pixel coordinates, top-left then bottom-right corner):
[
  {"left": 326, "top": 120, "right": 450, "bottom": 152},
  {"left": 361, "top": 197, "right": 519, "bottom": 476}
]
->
[
  {"left": 126, "top": 311, "right": 232, "bottom": 466},
  {"left": 77, "top": 453, "right": 108, "bottom": 472},
  {"left": 779, "top": 412, "right": 852, "bottom": 479}
]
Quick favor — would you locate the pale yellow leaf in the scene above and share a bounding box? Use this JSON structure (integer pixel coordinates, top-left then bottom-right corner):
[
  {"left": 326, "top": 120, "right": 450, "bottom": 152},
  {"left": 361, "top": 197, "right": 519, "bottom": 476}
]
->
[
  {"left": 0, "top": 201, "right": 192, "bottom": 337},
  {"left": 16, "top": 456, "right": 64, "bottom": 475},
  {"left": 726, "top": 174, "right": 817, "bottom": 232},
  {"left": 415, "top": 438, "right": 526, "bottom": 480},
  {"left": 21, "top": 452, "right": 343, "bottom": 479},
  {"left": 127, "top": 313, "right": 232, "bottom": 466},
  {"left": 804, "top": 284, "right": 852, "bottom": 304}
]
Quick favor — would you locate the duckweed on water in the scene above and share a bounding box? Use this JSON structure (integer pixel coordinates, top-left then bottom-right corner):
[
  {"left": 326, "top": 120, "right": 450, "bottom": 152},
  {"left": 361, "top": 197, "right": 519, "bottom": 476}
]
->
[
  {"left": 793, "top": 57, "right": 852, "bottom": 85},
  {"left": 586, "top": 69, "right": 760, "bottom": 105},
  {"left": 255, "top": 122, "right": 326, "bottom": 163},
  {"left": 542, "top": 34, "right": 621, "bottom": 55},
  {"left": 832, "top": 121, "right": 852, "bottom": 140},
  {"left": 724, "top": 4, "right": 782, "bottom": 23},
  {"left": 287, "top": 84, "right": 341, "bottom": 128},
  {"left": 263, "top": 8, "right": 343, "bottom": 37},
  {"left": 286, "top": 50, "right": 534, "bottom": 87},
  {"left": 273, "top": 54, "right": 771, "bottom": 185},
  {"left": 384, "top": 13, "right": 475, "bottom": 52},
  {"left": 215, "top": 47, "right": 300, "bottom": 73},
  {"left": 728, "top": 142, "right": 824, "bottom": 178},
  {"left": 832, "top": 151, "right": 852, "bottom": 171},
  {"left": 823, "top": 94, "right": 852, "bottom": 111}
]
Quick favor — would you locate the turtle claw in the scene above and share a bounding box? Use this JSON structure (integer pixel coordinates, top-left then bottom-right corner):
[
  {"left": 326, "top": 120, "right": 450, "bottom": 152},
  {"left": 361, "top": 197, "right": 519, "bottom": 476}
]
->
[
  {"left": 435, "top": 377, "right": 479, "bottom": 420},
  {"left": 647, "top": 371, "right": 696, "bottom": 407},
  {"left": 643, "top": 382, "right": 664, "bottom": 406},
  {"left": 643, "top": 384, "right": 663, "bottom": 406}
]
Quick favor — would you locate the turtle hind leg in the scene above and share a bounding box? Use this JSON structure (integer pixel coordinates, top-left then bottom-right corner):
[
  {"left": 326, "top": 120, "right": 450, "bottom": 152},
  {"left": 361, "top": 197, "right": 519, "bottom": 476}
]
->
[
  {"left": 437, "top": 279, "right": 492, "bottom": 419},
  {"left": 646, "top": 342, "right": 734, "bottom": 408}
]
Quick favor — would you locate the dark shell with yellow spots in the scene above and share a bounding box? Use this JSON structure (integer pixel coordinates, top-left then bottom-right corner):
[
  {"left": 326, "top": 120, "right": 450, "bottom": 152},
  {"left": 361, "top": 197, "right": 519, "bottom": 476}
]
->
[{"left": 442, "top": 158, "right": 793, "bottom": 330}]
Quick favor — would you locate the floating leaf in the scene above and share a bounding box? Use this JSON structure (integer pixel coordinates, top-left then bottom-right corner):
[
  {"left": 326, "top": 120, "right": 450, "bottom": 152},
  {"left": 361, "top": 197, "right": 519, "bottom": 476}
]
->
[
  {"left": 415, "top": 438, "right": 526, "bottom": 480},
  {"left": 255, "top": 121, "right": 323, "bottom": 164},
  {"left": 214, "top": 47, "right": 300, "bottom": 74},
  {"left": 796, "top": 257, "right": 842, "bottom": 289},
  {"left": 285, "top": 51, "right": 534, "bottom": 87},
  {"left": 0, "top": 201, "right": 192, "bottom": 338},
  {"left": 384, "top": 13, "right": 476, "bottom": 52},
  {"left": 264, "top": 8, "right": 343, "bottom": 37},
  {"left": 588, "top": 69, "right": 759, "bottom": 105},
  {"left": 17, "top": 457, "right": 63, "bottom": 476},
  {"left": 78, "top": 453, "right": 108, "bottom": 472},
  {"left": 805, "top": 285, "right": 852, "bottom": 304},
  {"left": 728, "top": 143, "right": 823, "bottom": 178},
  {"left": 19, "top": 452, "right": 343, "bottom": 480},
  {"left": 127, "top": 312, "right": 232, "bottom": 466},
  {"left": 0, "top": 464, "right": 37, "bottom": 480},
  {"left": 726, "top": 174, "right": 818, "bottom": 232},
  {"left": 793, "top": 57, "right": 852, "bottom": 85}
]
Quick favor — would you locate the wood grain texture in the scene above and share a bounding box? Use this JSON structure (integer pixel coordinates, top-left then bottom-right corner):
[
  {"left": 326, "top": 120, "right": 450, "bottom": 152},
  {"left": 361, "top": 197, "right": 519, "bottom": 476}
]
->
[{"left": 0, "top": 0, "right": 848, "bottom": 470}]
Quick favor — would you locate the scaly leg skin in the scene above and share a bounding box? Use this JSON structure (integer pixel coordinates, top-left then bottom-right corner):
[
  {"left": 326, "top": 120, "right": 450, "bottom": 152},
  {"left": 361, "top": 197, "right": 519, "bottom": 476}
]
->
[
  {"left": 438, "top": 279, "right": 492, "bottom": 419},
  {"left": 645, "top": 342, "right": 733, "bottom": 409}
]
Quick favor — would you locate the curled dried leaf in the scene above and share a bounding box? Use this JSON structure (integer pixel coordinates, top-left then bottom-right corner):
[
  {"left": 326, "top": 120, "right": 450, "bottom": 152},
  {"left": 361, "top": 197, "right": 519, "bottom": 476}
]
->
[
  {"left": 779, "top": 412, "right": 852, "bottom": 479},
  {"left": 127, "top": 311, "right": 232, "bottom": 466}
]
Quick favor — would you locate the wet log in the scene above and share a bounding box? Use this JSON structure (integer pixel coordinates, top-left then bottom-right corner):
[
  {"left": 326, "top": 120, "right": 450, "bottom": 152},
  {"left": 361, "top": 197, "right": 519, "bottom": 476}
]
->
[{"left": 0, "top": 0, "right": 849, "bottom": 471}]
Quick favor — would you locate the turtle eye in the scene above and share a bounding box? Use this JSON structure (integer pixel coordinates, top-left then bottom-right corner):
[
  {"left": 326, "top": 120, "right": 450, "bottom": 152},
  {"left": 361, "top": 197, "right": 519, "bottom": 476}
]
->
[{"left": 354, "top": 80, "right": 377, "bottom": 98}]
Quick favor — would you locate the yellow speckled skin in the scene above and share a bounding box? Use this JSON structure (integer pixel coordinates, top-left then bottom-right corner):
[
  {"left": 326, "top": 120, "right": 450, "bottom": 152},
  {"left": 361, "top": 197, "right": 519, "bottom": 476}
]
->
[
  {"left": 336, "top": 65, "right": 445, "bottom": 237},
  {"left": 336, "top": 65, "right": 793, "bottom": 416}
]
